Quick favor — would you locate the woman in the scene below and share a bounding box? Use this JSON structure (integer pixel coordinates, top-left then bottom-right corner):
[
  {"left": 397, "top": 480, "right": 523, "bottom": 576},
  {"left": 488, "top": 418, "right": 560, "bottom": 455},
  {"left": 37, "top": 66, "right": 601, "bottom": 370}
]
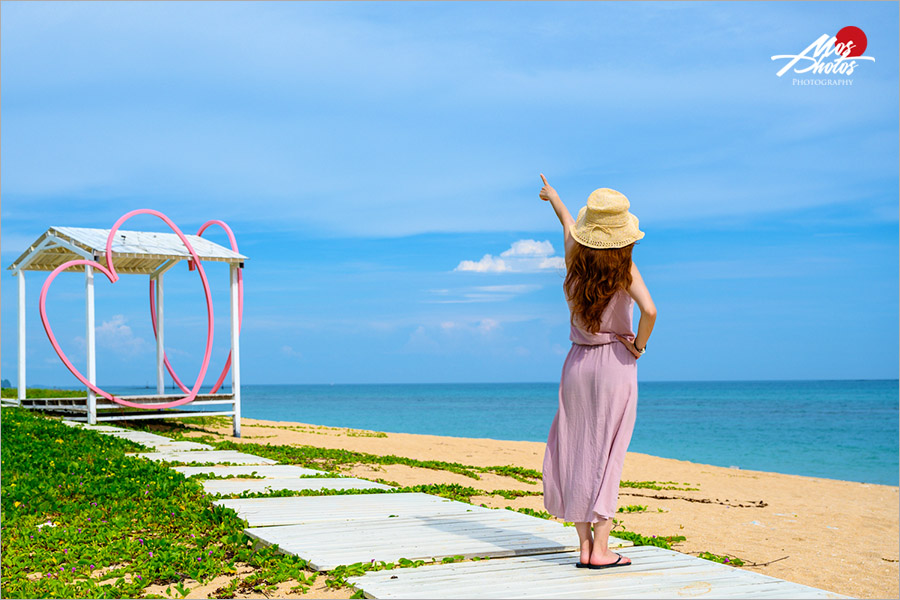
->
[{"left": 539, "top": 174, "right": 657, "bottom": 569}]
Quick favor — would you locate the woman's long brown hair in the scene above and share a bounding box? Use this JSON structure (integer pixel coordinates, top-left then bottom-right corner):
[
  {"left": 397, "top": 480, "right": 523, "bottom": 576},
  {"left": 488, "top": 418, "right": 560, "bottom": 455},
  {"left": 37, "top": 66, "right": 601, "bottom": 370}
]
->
[{"left": 564, "top": 241, "right": 634, "bottom": 333}]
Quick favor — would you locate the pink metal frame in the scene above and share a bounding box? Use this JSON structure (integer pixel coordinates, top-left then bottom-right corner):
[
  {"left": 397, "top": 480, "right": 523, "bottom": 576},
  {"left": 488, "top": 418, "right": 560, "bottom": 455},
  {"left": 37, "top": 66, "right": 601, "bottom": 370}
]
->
[
  {"left": 149, "top": 219, "right": 243, "bottom": 394},
  {"left": 37, "top": 209, "right": 241, "bottom": 410}
]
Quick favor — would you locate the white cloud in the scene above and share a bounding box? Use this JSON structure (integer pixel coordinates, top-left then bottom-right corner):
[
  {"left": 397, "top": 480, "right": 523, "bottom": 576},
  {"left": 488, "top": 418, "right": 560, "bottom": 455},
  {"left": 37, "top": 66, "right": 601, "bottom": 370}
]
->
[
  {"left": 74, "top": 314, "right": 151, "bottom": 356},
  {"left": 405, "top": 318, "right": 501, "bottom": 353},
  {"left": 539, "top": 256, "right": 566, "bottom": 270},
  {"left": 473, "top": 284, "right": 542, "bottom": 294},
  {"left": 425, "top": 283, "right": 542, "bottom": 304},
  {"left": 454, "top": 240, "right": 565, "bottom": 274},
  {"left": 437, "top": 319, "right": 500, "bottom": 336},
  {"left": 454, "top": 254, "right": 509, "bottom": 273},
  {"left": 281, "top": 345, "right": 303, "bottom": 359},
  {"left": 477, "top": 319, "right": 499, "bottom": 334},
  {"left": 403, "top": 325, "right": 441, "bottom": 354},
  {"left": 500, "top": 239, "right": 555, "bottom": 258}
]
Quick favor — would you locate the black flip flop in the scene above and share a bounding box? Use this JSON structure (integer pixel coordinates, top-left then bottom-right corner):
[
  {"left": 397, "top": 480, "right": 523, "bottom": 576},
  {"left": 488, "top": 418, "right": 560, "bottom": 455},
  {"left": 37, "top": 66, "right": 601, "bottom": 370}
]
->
[{"left": 575, "top": 552, "right": 631, "bottom": 569}]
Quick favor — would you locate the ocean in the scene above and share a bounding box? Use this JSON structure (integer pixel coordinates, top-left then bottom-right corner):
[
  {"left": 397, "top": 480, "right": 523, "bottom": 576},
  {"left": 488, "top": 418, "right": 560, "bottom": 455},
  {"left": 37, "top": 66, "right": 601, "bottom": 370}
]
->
[{"left": 108, "top": 379, "right": 898, "bottom": 486}]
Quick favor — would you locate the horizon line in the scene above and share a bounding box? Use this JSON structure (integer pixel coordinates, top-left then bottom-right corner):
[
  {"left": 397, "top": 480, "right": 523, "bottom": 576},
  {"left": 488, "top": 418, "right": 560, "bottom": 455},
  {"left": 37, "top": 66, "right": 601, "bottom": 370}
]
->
[{"left": 10, "top": 377, "right": 899, "bottom": 389}]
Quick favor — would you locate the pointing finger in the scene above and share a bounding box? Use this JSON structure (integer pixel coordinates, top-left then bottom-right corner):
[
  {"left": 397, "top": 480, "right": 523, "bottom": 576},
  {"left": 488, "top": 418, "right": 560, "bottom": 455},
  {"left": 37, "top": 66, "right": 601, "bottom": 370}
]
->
[{"left": 540, "top": 173, "right": 549, "bottom": 186}]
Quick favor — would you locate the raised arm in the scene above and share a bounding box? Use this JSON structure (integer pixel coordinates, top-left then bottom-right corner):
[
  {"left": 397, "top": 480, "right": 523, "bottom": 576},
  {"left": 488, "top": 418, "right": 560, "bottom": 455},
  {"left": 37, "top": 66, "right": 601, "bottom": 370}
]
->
[{"left": 539, "top": 174, "right": 575, "bottom": 248}]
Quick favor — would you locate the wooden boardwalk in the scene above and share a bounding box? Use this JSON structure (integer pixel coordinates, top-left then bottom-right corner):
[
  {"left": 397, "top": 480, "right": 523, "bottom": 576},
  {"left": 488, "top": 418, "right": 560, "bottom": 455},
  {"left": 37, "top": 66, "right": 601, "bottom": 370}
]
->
[
  {"left": 67, "top": 421, "right": 854, "bottom": 599},
  {"left": 174, "top": 465, "right": 325, "bottom": 478},
  {"left": 201, "top": 477, "right": 393, "bottom": 496},
  {"left": 128, "top": 449, "right": 277, "bottom": 465},
  {"left": 244, "top": 503, "right": 623, "bottom": 571},
  {"left": 216, "top": 492, "right": 540, "bottom": 527},
  {"left": 346, "top": 546, "right": 851, "bottom": 599},
  {"left": 66, "top": 423, "right": 213, "bottom": 451}
]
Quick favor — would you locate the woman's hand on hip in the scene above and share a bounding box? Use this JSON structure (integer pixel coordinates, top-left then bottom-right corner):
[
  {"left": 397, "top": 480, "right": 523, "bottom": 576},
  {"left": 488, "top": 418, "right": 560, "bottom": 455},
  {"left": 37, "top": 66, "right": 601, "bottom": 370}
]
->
[{"left": 616, "top": 335, "right": 643, "bottom": 359}]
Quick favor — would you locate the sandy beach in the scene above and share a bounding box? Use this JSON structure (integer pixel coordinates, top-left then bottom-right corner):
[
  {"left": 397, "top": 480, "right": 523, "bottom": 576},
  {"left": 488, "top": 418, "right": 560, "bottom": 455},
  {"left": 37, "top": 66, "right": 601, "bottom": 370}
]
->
[{"left": 175, "top": 417, "right": 899, "bottom": 600}]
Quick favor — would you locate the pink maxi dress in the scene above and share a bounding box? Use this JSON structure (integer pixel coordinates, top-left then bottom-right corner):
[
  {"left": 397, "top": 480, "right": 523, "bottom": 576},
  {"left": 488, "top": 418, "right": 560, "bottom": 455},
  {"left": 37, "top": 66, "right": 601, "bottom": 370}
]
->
[{"left": 542, "top": 287, "right": 639, "bottom": 523}]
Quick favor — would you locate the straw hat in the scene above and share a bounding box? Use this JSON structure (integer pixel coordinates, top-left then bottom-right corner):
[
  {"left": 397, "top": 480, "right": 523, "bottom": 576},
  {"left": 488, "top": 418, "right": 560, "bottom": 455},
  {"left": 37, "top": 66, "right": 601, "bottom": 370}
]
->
[{"left": 569, "top": 188, "right": 645, "bottom": 249}]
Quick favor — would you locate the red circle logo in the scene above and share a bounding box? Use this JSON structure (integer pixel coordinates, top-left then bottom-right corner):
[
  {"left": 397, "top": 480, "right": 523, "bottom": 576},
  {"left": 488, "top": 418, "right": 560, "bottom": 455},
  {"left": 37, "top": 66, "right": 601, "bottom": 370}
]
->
[{"left": 834, "top": 26, "right": 867, "bottom": 57}]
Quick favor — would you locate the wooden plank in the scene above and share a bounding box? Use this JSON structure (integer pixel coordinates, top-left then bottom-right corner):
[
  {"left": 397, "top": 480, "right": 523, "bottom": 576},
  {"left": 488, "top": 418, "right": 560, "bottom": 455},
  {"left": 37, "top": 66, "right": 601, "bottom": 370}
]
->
[
  {"left": 96, "top": 411, "right": 236, "bottom": 421},
  {"left": 372, "top": 563, "right": 745, "bottom": 599},
  {"left": 81, "top": 425, "right": 129, "bottom": 433},
  {"left": 101, "top": 431, "right": 176, "bottom": 444},
  {"left": 128, "top": 450, "right": 277, "bottom": 465},
  {"left": 202, "top": 477, "right": 392, "bottom": 496},
  {"left": 353, "top": 546, "right": 664, "bottom": 584},
  {"left": 357, "top": 566, "right": 715, "bottom": 599},
  {"left": 246, "top": 508, "right": 613, "bottom": 543},
  {"left": 354, "top": 550, "right": 850, "bottom": 599},
  {"left": 725, "top": 587, "right": 850, "bottom": 599},
  {"left": 177, "top": 465, "right": 326, "bottom": 479},
  {"left": 215, "top": 492, "right": 503, "bottom": 526},
  {"left": 25, "top": 393, "right": 233, "bottom": 407},
  {"left": 351, "top": 558, "right": 702, "bottom": 599},
  {"left": 672, "top": 581, "right": 848, "bottom": 599},
  {"left": 244, "top": 509, "right": 627, "bottom": 571},
  {"left": 386, "top": 576, "right": 827, "bottom": 600},
  {"left": 149, "top": 441, "right": 214, "bottom": 451},
  {"left": 347, "top": 547, "right": 851, "bottom": 599},
  {"left": 22, "top": 402, "right": 88, "bottom": 412},
  {"left": 560, "top": 578, "right": 847, "bottom": 600}
]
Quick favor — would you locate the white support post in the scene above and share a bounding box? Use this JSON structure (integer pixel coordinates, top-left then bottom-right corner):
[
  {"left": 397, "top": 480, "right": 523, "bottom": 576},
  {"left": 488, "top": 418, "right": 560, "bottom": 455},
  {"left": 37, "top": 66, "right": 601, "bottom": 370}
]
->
[
  {"left": 155, "top": 273, "right": 165, "bottom": 395},
  {"left": 230, "top": 264, "right": 241, "bottom": 438},
  {"left": 17, "top": 270, "right": 26, "bottom": 404},
  {"left": 85, "top": 265, "right": 97, "bottom": 425}
]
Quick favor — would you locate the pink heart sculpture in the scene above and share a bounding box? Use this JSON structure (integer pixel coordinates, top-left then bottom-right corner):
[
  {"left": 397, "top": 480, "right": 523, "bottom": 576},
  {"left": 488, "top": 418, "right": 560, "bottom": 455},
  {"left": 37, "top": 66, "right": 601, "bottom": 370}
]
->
[
  {"left": 149, "top": 219, "right": 243, "bottom": 394},
  {"left": 39, "top": 209, "right": 215, "bottom": 410}
]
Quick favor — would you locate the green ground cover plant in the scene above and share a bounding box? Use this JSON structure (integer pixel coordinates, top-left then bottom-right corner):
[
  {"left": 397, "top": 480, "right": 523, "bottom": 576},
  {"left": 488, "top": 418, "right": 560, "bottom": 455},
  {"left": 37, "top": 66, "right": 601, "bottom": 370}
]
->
[
  {"left": 617, "top": 504, "right": 649, "bottom": 513},
  {"left": 697, "top": 551, "right": 745, "bottom": 566},
  {"left": 0, "top": 408, "right": 311, "bottom": 598},
  {"left": 620, "top": 480, "right": 700, "bottom": 491},
  {"left": 1, "top": 387, "right": 87, "bottom": 399}
]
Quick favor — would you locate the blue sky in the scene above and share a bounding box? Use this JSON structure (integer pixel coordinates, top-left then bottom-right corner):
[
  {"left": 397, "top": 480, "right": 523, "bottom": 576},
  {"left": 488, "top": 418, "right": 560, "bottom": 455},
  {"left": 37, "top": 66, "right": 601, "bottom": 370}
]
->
[{"left": 1, "top": 1, "right": 897, "bottom": 386}]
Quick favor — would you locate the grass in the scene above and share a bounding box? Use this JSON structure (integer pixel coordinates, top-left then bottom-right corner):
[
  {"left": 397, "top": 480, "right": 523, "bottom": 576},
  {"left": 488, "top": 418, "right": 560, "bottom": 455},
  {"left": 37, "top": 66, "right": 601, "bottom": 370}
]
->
[
  {"left": 0, "top": 407, "right": 312, "bottom": 599},
  {"left": 696, "top": 551, "right": 745, "bottom": 566},
  {"left": 620, "top": 480, "right": 700, "bottom": 491},
  {"left": 1, "top": 387, "right": 87, "bottom": 399}
]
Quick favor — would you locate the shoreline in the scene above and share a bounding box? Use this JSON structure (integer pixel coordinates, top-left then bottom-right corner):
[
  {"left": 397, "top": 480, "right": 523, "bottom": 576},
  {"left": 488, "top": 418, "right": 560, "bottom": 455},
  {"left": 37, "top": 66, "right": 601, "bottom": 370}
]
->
[
  {"left": 264, "top": 417, "right": 900, "bottom": 489},
  {"left": 174, "top": 416, "right": 900, "bottom": 600},
  {"left": 231, "top": 413, "right": 897, "bottom": 487},
  {"left": 231, "top": 416, "right": 898, "bottom": 486}
]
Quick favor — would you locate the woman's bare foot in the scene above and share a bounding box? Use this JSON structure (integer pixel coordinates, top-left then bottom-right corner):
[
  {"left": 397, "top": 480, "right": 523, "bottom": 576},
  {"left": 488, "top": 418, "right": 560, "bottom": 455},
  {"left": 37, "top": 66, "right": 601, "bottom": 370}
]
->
[{"left": 587, "top": 548, "right": 632, "bottom": 566}]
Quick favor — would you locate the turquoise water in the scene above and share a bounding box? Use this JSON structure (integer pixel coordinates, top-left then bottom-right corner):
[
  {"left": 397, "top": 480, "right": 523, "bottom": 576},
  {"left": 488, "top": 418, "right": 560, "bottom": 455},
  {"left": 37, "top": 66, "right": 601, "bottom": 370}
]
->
[{"left": 106, "top": 379, "right": 898, "bottom": 486}]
